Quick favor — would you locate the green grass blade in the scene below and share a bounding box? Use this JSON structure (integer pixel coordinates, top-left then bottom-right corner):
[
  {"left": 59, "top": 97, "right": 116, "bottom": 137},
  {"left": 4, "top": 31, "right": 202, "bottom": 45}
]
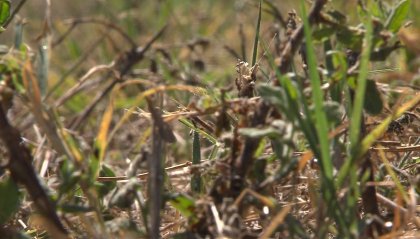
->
[
  {"left": 300, "top": 0, "right": 333, "bottom": 180},
  {"left": 349, "top": 18, "right": 373, "bottom": 155},
  {"left": 300, "top": 0, "right": 349, "bottom": 235},
  {"left": 251, "top": 0, "right": 262, "bottom": 66},
  {"left": 178, "top": 118, "right": 219, "bottom": 146},
  {"left": 191, "top": 131, "right": 202, "bottom": 193},
  {"left": 337, "top": 14, "right": 373, "bottom": 187}
]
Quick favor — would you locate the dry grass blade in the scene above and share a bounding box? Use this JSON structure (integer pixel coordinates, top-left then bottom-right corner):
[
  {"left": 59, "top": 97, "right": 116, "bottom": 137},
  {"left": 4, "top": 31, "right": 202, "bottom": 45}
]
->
[
  {"left": 54, "top": 62, "right": 116, "bottom": 107},
  {"left": 259, "top": 205, "right": 292, "bottom": 239},
  {"left": 108, "top": 84, "right": 205, "bottom": 144},
  {"left": 69, "top": 24, "right": 167, "bottom": 130}
]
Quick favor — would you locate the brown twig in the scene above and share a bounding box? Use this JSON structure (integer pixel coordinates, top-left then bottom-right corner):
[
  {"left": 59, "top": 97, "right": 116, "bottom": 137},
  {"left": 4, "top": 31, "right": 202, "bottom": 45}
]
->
[
  {"left": 277, "top": 0, "right": 326, "bottom": 74},
  {"left": 46, "top": 32, "right": 109, "bottom": 100},
  {"left": 263, "top": 0, "right": 287, "bottom": 28},
  {"left": 97, "top": 161, "right": 192, "bottom": 182},
  {"left": 69, "top": 24, "right": 167, "bottom": 130},
  {"left": 223, "top": 45, "right": 241, "bottom": 59},
  {"left": 147, "top": 96, "right": 175, "bottom": 239},
  {"left": 371, "top": 145, "right": 420, "bottom": 153},
  {"left": 52, "top": 17, "right": 137, "bottom": 48}
]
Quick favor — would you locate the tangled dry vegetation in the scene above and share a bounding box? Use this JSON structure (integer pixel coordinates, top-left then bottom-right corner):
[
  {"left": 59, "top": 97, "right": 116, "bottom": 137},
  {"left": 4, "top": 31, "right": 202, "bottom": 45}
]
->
[{"left": 0, "top": 0, "right": 419, "bottom": 238}]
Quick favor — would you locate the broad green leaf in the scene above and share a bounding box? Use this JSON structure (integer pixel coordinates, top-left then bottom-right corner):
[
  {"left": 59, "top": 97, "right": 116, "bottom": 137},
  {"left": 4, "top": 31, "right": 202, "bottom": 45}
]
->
[
  {"left": 0, "top": 177, "right": 21, "bottom": 224},
  {"left": 168, "top": 193, "right": 196, "bottom": 220},
  {"left": 363, "top": 79, "right": 383, "bottom": 115},
  {"left": 0, "top": 0, "right": 10, "bottom": 26},
  {"left": 385, "top": 0, "right": 410, "bottom": 33},
  {"left": 258, "top": 84, "right": 287, "bottom": 110},
  {"left": 367, "top": 0, "right": 386, "bottom": 20}
]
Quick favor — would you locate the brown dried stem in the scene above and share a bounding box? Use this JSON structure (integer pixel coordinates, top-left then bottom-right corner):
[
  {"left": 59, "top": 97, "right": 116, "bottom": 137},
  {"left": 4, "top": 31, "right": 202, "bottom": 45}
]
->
[
  {"left": 0, "top": 107, "right": 68, "bottom": 238},
  {"left": 69, "top": 24, "right": 167, "bottom": 130}
]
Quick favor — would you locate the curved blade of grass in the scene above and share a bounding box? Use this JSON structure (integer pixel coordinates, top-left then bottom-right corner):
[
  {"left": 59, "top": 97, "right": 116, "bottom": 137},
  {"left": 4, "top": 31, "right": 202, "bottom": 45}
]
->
[
  {"left": 178, "top": 118, "right": 219, "bottom": 146},
  {"left": 207, "top": 144, "right": 219, "bottom": 160},
  {"left": 300, "top": 0, "right": 349, "bottom": 235},
  {"left": 357, "top": 94, "right": 420, "bottom": 159},
  {"left": 339, "top": 94, "right": 420, "bottom": 188},
  {"left": 349, "top": 15, "right": 373, "bottom": 157},
  {"left": 377, "top": 149, "right": 409, "bottom": 202},
  {"left": 107, "top": 83, "right": 206, "bottom": 145},
  {"left": 251, "top": 0, "right": 262, "bottom": 66}
]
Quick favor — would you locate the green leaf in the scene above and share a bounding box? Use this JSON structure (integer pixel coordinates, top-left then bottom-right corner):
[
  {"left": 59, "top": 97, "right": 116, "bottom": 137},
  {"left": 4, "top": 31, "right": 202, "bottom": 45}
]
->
[
  {"left": 168, "top": 193, "right": 196, "bottom": 221},
  {"left": 0, "top": 177, "right": 21, "bottom": 224},
  {"left": 191, "top": 131, "right": 202, "bottom": 193},
  {"left": 385, "top": 0, "right": 410, "bottom": 33},
  {"left": 251, "top": 0, "right": 262, "bottom": 66},
  {"left": 179, "top": 118, "right": 219, "bottom": 145},
  {"left": 239, "top": 127, "right": 281, "bottom": 139},
  {"left": 337, "top": 14, "right": 374, "bottom": 187},
  {"left": 364, "top": 80, "right": 383, "bottom": 115},
  {"left": 348, "top": 15, "right": 373, "bottom": 150},
  {"left": 0, "top": 0, "right": 10, "bottom": 26},
  {"left": 313, "top": 27, "right": 335, "bottom": 42},
  {"left": 367, "top": 0, "right": 387, "bottom": 20},
  {"left": 300, "top": 0, "right": 333, "bottom": 180},
  {"left": 58, "top": 159, "right": 81, "bottom": 195},
  {"left": 258, "top": 84, "right": 287, "bottom": 110}
]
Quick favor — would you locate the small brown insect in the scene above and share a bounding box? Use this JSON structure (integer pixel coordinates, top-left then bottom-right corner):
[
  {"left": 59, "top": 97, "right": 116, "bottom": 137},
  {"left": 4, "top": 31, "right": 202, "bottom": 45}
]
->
[{"left": 235, "top": 60, "right": 258, "bottom": 98}]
